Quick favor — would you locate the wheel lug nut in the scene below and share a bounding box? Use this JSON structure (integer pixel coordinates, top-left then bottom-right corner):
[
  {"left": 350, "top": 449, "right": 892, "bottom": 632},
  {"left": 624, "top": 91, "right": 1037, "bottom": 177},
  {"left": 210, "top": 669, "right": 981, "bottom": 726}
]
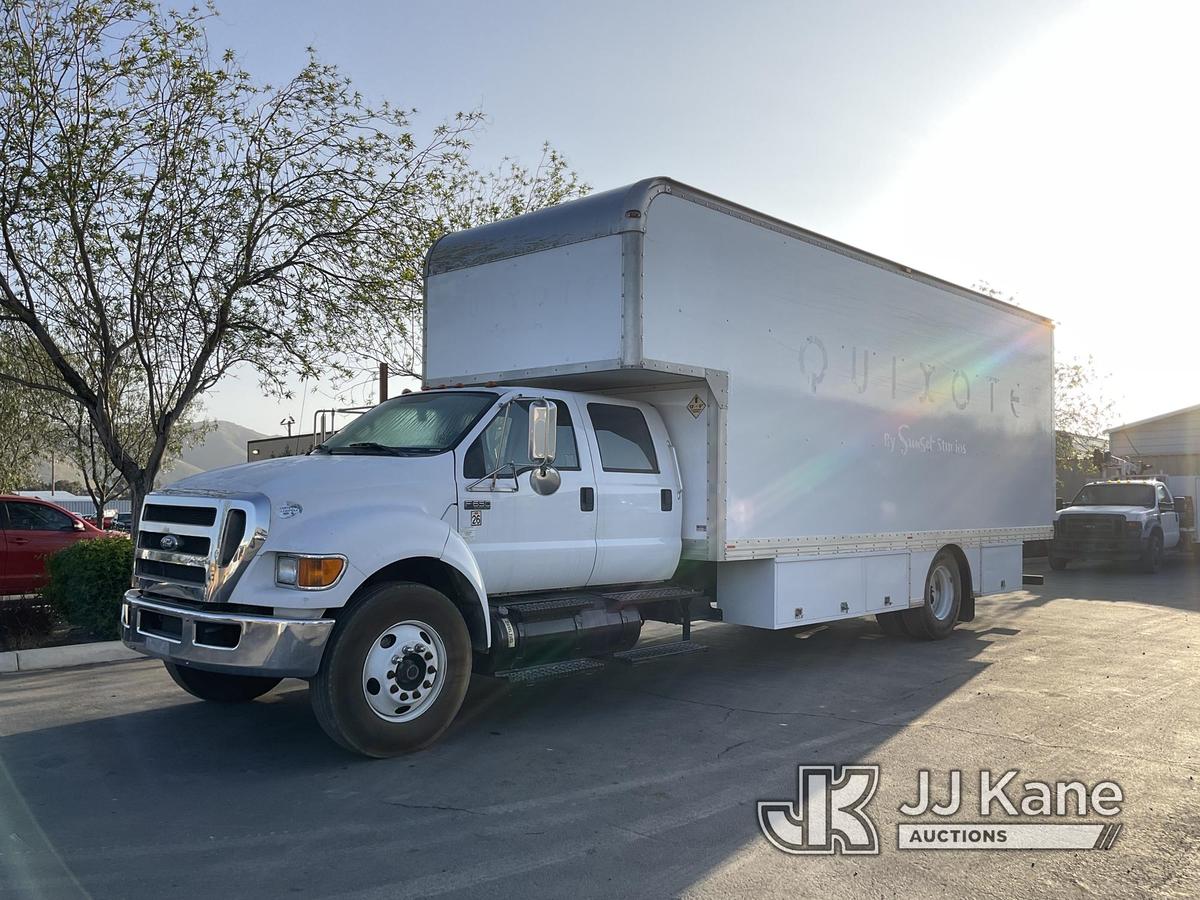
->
[
  {"left": 399, "top": 692, "right": 409, "bottom": 700},
  {"left": 390, "top": 685, "right": 398, "bottom": 694},
  {"left": 423, "top": 680, "right": 432, "bottom": 688}
]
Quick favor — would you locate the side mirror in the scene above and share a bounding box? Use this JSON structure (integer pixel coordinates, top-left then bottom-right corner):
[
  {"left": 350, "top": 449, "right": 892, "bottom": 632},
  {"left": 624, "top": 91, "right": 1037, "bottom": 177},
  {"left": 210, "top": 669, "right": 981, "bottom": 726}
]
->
[
  {"left": 72, "top": 520, "right": 86, "bottom": 532},
  {"left": 527, "top": 398, "right": 561, "bottom": 496},
  {"left": 1055, "top": 498, "right": 1066, "bottom": 511},
  {"left": 528, "top": 398, "right": 557, "bottom": 465}
]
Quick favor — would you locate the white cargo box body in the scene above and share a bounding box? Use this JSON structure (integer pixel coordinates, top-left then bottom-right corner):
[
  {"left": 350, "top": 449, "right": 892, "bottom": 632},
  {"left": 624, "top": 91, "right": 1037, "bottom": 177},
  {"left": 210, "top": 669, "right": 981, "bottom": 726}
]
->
[{"left": 425, "top": 179, "right": 1054, "bottom": 626}]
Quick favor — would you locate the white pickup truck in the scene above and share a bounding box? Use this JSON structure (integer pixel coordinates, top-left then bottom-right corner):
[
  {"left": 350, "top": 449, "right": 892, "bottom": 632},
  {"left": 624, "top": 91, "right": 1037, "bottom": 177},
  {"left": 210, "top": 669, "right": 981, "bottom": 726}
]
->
[
  {"left": 121, "top": 178, "right": 1054, "bottom": 756},
  {"left": 1052, "top": 477, "right": 1192, "bottom": 572}
]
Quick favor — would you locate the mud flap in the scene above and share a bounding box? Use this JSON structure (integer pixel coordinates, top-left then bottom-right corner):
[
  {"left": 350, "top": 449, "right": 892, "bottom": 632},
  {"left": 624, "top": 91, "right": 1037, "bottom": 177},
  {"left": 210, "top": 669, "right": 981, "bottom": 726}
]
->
[{"left": 957, "top": 589, "right": 976, "bottom": 623}]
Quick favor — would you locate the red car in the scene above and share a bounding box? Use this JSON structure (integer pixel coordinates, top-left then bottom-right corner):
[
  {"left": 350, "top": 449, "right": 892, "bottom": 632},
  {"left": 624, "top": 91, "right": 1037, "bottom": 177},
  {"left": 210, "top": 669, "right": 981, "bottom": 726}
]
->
[{"left": 0, "top": 496, "right": 107, "bottom": 596}]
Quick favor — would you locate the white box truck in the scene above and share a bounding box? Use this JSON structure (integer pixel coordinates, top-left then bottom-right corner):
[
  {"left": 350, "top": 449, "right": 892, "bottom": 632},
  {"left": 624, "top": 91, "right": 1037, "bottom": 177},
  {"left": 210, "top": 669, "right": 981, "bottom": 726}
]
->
[{"left": 121, "top": 178, "right": 1055, "bottom": 756}]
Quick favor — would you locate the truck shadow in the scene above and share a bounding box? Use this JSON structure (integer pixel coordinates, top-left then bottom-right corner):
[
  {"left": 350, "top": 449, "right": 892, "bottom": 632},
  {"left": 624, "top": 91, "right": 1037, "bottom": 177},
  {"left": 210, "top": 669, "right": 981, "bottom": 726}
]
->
[
  {"left": 1013, "top": 557, "right": 1200, "bottom": 612},
  {"left": 0, "top": 617, "right": 1013, "bottom": 899}
]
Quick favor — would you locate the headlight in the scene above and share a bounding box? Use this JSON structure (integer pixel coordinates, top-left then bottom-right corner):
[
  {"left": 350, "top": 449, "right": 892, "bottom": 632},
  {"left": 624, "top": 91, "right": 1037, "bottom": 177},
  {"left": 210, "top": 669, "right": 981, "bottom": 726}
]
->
[{"left": 275, "top": 554, "right": 345, "bottom": 589}]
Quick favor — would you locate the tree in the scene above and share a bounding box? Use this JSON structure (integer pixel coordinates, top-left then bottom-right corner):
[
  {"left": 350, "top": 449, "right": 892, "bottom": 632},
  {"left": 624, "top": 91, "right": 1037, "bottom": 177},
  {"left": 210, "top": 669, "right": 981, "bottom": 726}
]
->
[
  {"left": 48, "top": 382, "right": 206, "bottom": 521},
  {"left": 368, "top": 144, "right": 589, "bottom": 380},
  {"left": 0, "top": 376, "right": 46, "bottom": 491},
  {"left": 1055, "top": 355, "right": 1115, "bottom": 482},
  {"left": 0, "top": 0, "right": 584, "bottom": 528}
]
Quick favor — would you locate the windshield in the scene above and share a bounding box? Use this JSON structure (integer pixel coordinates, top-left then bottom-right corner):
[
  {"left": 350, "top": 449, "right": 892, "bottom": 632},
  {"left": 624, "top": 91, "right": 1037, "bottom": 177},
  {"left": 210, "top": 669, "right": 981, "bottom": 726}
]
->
[
  {"left": 1070, "top": 483, "right": 1156, "bottom": 508},
  {"left": 316, "top": 391, "right": 497, "bottom": 455}
]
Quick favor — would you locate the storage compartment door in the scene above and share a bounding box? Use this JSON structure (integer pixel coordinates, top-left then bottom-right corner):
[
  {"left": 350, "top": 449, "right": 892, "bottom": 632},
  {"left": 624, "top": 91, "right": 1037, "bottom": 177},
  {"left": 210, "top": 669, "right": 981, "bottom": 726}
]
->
[
  {"left": 980, "top": 545, "right": 1022, "bottom": 595},
  {"left": 774, "top": 556, "right": 863, "bottom": 628},
  {"left": 864, "top": 554, "right": 908, "bottom": 614}
]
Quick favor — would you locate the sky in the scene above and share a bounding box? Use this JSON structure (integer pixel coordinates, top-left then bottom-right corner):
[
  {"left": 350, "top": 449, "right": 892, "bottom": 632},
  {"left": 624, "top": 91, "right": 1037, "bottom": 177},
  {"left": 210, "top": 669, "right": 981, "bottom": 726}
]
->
[{"left": 201, "top": 0, "right": 1200, "bottom": 436}]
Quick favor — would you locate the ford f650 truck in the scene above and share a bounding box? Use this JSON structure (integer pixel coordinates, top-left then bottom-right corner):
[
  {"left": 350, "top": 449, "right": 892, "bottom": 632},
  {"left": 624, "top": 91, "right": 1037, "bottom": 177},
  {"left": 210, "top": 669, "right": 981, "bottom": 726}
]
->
[{"left": 121, "top": 178, "right": 1055, "bottom": 756}]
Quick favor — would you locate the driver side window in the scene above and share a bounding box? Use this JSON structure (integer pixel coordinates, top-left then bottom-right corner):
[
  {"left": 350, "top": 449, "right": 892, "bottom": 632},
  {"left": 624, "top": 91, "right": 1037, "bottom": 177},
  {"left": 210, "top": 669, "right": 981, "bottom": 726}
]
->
[
  {"left": 5, "top": 502, "right": 75, "bottom": 532},
  {"left": 463, "top": 400, "right": 580, "bottom": 479}
]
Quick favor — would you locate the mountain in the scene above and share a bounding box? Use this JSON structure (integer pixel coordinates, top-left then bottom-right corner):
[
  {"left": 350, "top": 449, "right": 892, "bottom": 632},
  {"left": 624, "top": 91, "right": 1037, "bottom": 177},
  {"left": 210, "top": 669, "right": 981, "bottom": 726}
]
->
[
  {"left": 161, "top": 420, "right": 269, "bottom": 484},
  {"left": 34, "top": 420, "right": 269, "bottom": 488}
]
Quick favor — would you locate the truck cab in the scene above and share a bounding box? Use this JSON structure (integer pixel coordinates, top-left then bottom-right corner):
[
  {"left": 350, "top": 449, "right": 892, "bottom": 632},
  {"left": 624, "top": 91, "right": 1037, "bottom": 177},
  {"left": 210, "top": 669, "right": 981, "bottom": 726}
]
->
[
  {"left": 122, "top": 387, "right": 686, "bottom": 755},
  {"left": 1051, "top": 479, "right": 1181, "bottom": 572}
]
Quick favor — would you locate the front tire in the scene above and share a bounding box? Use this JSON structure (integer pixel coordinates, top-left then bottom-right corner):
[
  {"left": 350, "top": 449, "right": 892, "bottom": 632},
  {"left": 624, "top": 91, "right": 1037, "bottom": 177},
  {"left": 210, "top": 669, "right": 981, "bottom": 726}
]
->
[
  {"left": 310, "top": 581, "right": 471, "bottom": 758},
  {"left": 1140, "top": 532, "right": 1164, "bottom": 574},
  {"left": 164, "top": 661, "right": 280, "bottom": 702},
  {"left": 902, "top": 550, "right": 963, "bottom": 640}
]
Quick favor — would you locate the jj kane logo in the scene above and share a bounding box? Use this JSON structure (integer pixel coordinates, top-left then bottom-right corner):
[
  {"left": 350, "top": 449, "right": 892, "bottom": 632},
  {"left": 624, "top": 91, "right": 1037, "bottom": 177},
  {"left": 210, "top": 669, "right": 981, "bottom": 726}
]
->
[
  {"left": 758, "top": 765, "right": 881, "bottom": 855},
  {"left": 759, "top": 766, "right": 1124, "bottom": 855}
]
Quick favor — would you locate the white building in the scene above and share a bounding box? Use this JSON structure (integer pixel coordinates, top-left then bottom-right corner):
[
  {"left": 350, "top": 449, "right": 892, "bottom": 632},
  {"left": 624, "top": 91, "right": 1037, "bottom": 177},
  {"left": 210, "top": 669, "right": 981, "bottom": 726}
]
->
[
  {"left": 1108, "top": 403, "right": 1200, "bottom": 476},
  {"left": 13, "top": 490, "right": 132, "bottom": 517}
]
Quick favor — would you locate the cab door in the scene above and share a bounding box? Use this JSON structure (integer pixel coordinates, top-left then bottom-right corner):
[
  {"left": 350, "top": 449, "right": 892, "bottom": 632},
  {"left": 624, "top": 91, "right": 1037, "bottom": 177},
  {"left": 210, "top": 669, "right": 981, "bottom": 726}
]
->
[
  {"left": 456, "top": 395, "right": 598, "bottom": 595},
  {"left": 582, "top": 401, "right": 682, "bottom": 587},
  {"left": 1158, "top": 483, "right": 1181, "bottom": 548}
]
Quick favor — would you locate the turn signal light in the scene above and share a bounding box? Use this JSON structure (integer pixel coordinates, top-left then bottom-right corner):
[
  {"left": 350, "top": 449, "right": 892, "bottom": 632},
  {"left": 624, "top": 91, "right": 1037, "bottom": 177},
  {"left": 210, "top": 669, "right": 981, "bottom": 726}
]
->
[
  {"left": 298, "top": 556, "right": 345, "bottom": 588},
  {"left": 276, "top": 554, "right": 345, "bottom": 589}
]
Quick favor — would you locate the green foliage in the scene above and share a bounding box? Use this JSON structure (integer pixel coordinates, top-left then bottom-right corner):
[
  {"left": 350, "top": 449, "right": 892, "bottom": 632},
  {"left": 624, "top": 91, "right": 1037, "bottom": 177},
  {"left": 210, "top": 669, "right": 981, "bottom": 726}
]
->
[
  {"left": 1055, "top": 355, "right": 1115, "bottom": 465},
  {"left": 42, "top": 537, "right": 133, "bottom": 640},
  {"left": 0, "top": 0, "right": 586, "bottom": 526},
  {"left": 0, "top": 379, "right": 44, "bottom": 491}
]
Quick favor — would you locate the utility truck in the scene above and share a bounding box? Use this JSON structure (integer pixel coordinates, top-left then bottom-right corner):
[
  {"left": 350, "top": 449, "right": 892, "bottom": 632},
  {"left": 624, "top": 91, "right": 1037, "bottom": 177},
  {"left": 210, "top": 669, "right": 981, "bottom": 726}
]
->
[
  {"left": 121, "top": 178, "right": 1055, "bottom": 756},
  {"left": 1052, "top": 475, "right": 1197, "bottom": 571}
]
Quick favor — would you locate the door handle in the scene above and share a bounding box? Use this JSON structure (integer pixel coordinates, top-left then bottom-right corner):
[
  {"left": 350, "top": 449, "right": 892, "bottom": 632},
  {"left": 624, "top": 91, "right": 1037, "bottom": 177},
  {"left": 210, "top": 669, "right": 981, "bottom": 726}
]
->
[
  {"left": 11, "top": 537, "right": 30, "bottom": 545},
  {"left": 660, "top": 489, "right": 673, "bottom": 512},
  {"left": 580, "top": 487, "right": 595, "bottom": 512}
]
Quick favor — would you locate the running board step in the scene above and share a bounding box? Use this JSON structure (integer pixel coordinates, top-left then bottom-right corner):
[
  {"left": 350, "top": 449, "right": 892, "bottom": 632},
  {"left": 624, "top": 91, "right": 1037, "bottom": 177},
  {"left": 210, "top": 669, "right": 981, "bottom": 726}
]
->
[
  {"left": 601, "top": 586, "right": 707, "bottom": 608},
  {"left": 611, "top": 641, "right": 708, "bottom": 665},
  {"left": 495, "top": 658, "right": 608, "bottom": 684},
  {"left": 500, "top": 595, "right": 594, "bottom": 616}
]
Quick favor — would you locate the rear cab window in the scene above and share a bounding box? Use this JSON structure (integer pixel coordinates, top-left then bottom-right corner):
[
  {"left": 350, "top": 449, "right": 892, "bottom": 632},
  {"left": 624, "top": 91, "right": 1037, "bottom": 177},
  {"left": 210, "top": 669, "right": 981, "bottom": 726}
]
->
[{"left": 586, "top": 403, "right": 659, "bottom": 473}]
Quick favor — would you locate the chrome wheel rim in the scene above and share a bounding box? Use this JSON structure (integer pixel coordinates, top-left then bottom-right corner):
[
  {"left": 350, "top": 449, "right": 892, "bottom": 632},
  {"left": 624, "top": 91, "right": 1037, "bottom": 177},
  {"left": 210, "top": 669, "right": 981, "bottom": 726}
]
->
[
  {"left": 928, "top": 564, "right": 956, "bottom": 621},
  {"left": 362, "top": 620, "right": 446, "bottom": 723}
]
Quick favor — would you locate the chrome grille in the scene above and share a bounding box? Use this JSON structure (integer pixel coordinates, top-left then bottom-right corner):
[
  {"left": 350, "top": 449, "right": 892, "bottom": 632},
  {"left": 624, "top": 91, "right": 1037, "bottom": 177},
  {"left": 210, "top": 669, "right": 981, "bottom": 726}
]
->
[
  {"left": 133, "top": 492, "right": 269, "bottom": 603},
  {"left": 1058, "top": 514, "right": 1123, "bottom": 538}
]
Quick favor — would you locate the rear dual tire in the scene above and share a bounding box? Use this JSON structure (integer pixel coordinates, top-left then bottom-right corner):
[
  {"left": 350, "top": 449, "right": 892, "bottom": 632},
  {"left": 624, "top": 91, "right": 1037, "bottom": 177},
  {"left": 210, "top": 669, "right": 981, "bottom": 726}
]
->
[{"left": 877, "top": 549, "right": 963, "bottom": 641}]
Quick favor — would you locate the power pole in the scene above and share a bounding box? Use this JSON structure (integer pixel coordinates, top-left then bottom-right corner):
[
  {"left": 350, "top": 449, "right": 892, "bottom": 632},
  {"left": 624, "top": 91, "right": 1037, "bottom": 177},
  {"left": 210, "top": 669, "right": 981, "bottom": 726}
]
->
[{"left": 379, "top": 362, "right": 389, "bottom": 403}]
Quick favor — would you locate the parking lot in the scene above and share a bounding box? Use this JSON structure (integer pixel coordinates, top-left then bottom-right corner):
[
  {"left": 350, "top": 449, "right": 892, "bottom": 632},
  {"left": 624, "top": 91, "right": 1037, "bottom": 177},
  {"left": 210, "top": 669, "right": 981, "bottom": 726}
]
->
[{"left": 2, "top": 558, "right": 1198, "bottom": 899}]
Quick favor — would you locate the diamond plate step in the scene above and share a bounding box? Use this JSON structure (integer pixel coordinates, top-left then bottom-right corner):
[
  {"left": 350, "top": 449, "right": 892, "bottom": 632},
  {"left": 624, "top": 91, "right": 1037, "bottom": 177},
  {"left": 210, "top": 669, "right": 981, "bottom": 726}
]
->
[
  {"left": 501, "top": 596, "right": 594, "bottom": 616},
  {"left": 600, "top": 586, "right": 707, "bottom": 608},
  {"left": 610, "top": 641, "right": 707, "bottom": 665},
  {"left": 495, "top": 658, "right": 607, "bottom": 684}
]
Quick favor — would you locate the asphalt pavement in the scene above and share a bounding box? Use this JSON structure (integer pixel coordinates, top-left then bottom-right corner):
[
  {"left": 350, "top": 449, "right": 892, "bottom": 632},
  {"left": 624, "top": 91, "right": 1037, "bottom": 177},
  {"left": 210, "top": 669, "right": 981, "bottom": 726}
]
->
[{"left": 2, "top": 558, "right": 1198, "bottom": 899}]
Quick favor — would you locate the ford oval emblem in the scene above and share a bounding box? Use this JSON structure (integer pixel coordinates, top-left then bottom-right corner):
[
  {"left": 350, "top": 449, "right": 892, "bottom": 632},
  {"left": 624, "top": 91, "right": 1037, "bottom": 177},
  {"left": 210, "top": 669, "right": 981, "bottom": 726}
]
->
[{"left": 159, "top": 534, "right": 181, "bottom": 551}]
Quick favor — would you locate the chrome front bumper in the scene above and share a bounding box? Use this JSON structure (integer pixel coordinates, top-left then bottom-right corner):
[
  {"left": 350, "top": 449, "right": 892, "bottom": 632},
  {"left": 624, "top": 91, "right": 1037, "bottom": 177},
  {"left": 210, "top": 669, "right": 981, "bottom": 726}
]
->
[{"left": 121, "top": 590, "right": 335, "bottom": 678}]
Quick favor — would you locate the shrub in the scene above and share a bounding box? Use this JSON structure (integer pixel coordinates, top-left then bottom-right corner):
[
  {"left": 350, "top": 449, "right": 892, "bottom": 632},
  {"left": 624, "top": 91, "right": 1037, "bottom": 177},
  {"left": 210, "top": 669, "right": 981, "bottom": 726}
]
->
[
  {"left": 0, "top": 598, "right": 58, "bottom": 652},
  {"left": 43, "top": 537, "right": 134, "bottom": 641}
]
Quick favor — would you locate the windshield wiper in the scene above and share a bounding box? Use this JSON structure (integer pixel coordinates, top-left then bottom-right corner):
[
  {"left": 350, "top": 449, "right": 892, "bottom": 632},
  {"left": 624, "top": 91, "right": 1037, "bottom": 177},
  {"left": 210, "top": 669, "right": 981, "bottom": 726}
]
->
[{"left": 330, "top": 441, "right": 407, "bottom": 456}]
